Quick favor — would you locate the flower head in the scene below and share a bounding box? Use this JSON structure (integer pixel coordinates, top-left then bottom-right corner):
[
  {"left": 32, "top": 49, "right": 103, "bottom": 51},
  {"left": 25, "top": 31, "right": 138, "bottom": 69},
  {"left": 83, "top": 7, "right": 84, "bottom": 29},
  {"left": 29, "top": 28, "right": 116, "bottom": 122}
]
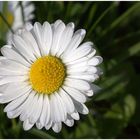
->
[
  {"left": 0, "top": 20, "right": 103, "bottom": 133},
  {"left": 10, "top": 1, "right": 35, "bottom": 31},
  {"left": 0, "top": 1, "right": 35, "bottom": 42}
]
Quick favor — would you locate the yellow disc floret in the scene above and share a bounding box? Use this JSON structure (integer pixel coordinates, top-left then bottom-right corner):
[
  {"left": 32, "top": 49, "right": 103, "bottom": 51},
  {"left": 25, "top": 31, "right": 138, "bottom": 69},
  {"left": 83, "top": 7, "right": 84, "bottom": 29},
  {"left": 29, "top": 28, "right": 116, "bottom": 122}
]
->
[{"left": 29, "top": 56, "right": 66, "bottom": 94}]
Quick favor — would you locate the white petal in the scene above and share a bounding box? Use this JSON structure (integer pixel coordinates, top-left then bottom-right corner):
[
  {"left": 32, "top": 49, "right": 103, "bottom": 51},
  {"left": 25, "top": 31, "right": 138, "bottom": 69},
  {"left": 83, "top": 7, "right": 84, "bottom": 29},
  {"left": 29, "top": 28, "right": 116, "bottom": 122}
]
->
[
  {"left": 82, "top": 84, "right": 101, "bottom": 97},
  {"left": 20, "top": 93, "right": 38, "bottom": 121},
  {"left": 50, "top": 92, "right": 66, "bottom": 122},
  {"left": 62, "top": 42, "right": 91, "bottom": 63},
  {"left": 64, "top": 117, "right": 74, "bottom": 127},
  {"left": 1, "top": 46, "right": 30, "bottom": 67},
  {"left": 6, "top": 91, "right": 35, "bottom": 118},
  {"left": 59, "top": 88, "right": 75, "bottom": 114},
  {"left": 4, "top": 93, "right": 29, "bottom": 112},
  {"left": 0, "top": 84, "right": 31, "bottom": 103},
  {"left": 0, "top": 75, "right": 28, "bottom": 86},
  {"left": 0, "top": 84, "right": 7, "bottom": 92},
  {"left": 50, "top": 22, "right": 65, "bottom": 56},
  {"left": 53, "top": 20, "right": 62, "bottom": 29},
  {"left": 66, "top": 46, "right": 96, "bottom": 65},
  {"left": 63, "top": 86, "right": 86, "bottom": 103},
  {"left": 80, "top": 41, "right": 93, "bottom": 47},
  {"left": 56, "top": 22, "right": 74, "bottom": 57},
  {"left": 33, "top": 22, "right": 54, "bottom": 56},
  {"left": 88, "top": 56, "right": 103, "bottom": 66},
  {"left": 2, "top": 82, "right": 28, "bottom": 94},
  {"left": 0, "top": 59, "right": 29, "bottom": 72},
  {"left": 29, "top": 94, "right": 43, "bottom": 124},
  {"left": 67, "top": 61, "right": 87, "bottom": 70},
  {"left": 52, "top": 122, "right": 62, "bottom": 133},
  {"left": 42, "top": 21, "right": 52, "bottom": 55},
  {"left": 67, "top": 73, "right": 96, "bottom": 82},
  {"left": 66, "top": 48, "right": 96, "bottom": 66},
  {"left": 84, "top": 90, "right": 94, "bottom": 97},
  {"left": 67, "top": 65, "right": 88, "bottom": 74},
  {"left": 86, "top": 66, "right": 99, "bottom": 74},
  {"left": 12, "top": 35, "right": 36, "bottom": 62},
  {"left": 40, "top": 95, "right": 50, "bottom": 126},
  {"left": 66, "top": 56, "right": 88, "bottom": 66},
  {"left": 87, "top": 48, "right": 96, "bottom": 58},
  {"left": 36, "top": 121, "right": 43, "bottom": 130},
  {"left": 64, "top": 78, "right": 90, "bottom": 91},
  {"left": 74, "top": 29, "right": 86, "bottom": 40},
  {"left": 0, "top": 68, "right": 27, "bottom": 76},
  {"left": 0, "top": 56, "right": 6, "bottom": 60},
  {"left": 45, "top": 120, "right": 52, "bottom": 130},
  {"left": 73, "top": 100, "right": 89, "bottom": 115},
  {"left": 61, "top": 29, "right": 86, "bottom": 58},
  {"left": 45, "top": 96, "right": 51, "bottom": 126},
  {"left": 66, "top": 47, "right": 96, "bottom": 65},
  {"left": 24, "top": 4, "right": 35, "bottom": 17},
  {"left": 25, "top": 14, "right": 35, "bottom": 21},
  {"left": 20, "top": 29, "right": 41, "bottom": 58},
  {"left": 54, "top": 92, "right": 67, "bottom": 122},
  {"left": 67, "top": 66, "right": 98, "bottom": 76},
  {"left": 71, "top": 110, "right": 80, "bottom": 120},
  {"left": 23, "top": 119, "right": 34, "bottom": 131},
  {"left": 33, "top": 22, "right": 44, "bottom": 56},
  {"left": 25, "top": 23, "right": 33, "bottom": 31},
  {"left": 50, "top": 94, "right": 56, "bottom": 123}
]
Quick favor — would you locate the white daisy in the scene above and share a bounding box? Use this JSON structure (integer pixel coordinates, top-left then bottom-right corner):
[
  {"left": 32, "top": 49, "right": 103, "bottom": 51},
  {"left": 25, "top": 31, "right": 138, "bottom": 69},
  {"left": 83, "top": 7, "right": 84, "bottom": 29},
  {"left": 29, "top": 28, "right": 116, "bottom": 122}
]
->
[
  {"left": 0, "top": 1, "right": 35, "bottom": 42},
  {"left": 0, "top": 20, "right": 103, "bottom": 133},
  {"left": 9, "top": 1, "right": 35, "bottom": 32}
]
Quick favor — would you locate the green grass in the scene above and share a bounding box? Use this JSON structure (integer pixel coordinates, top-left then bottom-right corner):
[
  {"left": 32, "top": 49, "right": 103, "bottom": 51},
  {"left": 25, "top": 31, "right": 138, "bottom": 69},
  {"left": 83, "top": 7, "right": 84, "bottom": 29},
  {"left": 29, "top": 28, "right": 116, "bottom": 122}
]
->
[{"left": 0, "top": 1, "right": 140, "bottom": 138}]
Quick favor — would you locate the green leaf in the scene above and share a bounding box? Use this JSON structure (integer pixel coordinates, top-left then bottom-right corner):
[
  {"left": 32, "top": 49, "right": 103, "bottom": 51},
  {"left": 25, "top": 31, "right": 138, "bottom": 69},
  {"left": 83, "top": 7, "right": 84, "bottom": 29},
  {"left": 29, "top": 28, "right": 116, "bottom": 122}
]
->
[
  {"left": 96, "top": 94, "right": 136, "bottom": 138},
  {"left": 100, "top": 2, "right": 140, "bottom": 39},
  {"left": 29, "top": 128, "right": 55, "bottom": 139},
  {"left": 84, "top": 4, "right": 97, "bottom": 29},
  {"left": 87, "top": 2, "right": 116, "bottom": 38}
]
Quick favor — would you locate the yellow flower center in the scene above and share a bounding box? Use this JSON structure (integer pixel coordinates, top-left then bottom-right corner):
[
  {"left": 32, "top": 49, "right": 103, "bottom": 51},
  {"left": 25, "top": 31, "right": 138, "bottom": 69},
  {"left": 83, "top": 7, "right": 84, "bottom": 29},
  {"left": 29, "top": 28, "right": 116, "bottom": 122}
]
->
[{"left": 29, "top": 56, "right": 66, "bottom": 94}]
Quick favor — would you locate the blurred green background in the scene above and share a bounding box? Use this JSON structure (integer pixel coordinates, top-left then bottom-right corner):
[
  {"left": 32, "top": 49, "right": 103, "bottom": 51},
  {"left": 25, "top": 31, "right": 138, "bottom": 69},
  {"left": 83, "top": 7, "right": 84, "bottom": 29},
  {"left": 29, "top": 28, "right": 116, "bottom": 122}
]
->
[{"left": 0, "top": 1, "right": 140, "bottom": 139}]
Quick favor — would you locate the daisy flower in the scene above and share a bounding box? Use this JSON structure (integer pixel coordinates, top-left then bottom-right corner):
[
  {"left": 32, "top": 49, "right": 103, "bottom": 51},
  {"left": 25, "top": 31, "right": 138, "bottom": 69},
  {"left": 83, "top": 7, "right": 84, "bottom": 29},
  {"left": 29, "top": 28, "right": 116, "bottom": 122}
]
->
[
  {"left": 9, "top": 1, "right": 35, "bottom": 32},
  {"left": 0, "top": 20, "right": 103, "bottom": 133},
  {"left": 0, "top": 1, "right": 35, "bottom": 42}
]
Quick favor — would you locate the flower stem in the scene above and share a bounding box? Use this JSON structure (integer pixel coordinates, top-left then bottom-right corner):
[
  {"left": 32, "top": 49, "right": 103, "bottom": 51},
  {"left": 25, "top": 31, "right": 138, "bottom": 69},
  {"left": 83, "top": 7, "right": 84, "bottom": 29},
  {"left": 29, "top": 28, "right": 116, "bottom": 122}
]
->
[
  {"left": 0, "top": 11, "right": 14, "bottom": 33},
  {"left": 19, "top": 1, "right": 25, "bottom": 24}
]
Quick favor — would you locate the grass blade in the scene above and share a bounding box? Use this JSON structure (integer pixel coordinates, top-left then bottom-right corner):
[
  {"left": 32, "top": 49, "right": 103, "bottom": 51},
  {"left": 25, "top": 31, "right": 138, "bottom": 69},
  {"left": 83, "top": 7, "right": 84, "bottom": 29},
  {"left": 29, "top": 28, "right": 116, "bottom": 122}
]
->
[
  {"left": 99, "top": 3, "right": 140, "bottom": 39},
  {"left": 29, "top": 128, "right": 55, "bottom": 139},
  {"left": 87, "top": 2, "right": 116, "bottom": 38},
  {"left": 0, "top": 11, "right": 14, "bottom": 33}
]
